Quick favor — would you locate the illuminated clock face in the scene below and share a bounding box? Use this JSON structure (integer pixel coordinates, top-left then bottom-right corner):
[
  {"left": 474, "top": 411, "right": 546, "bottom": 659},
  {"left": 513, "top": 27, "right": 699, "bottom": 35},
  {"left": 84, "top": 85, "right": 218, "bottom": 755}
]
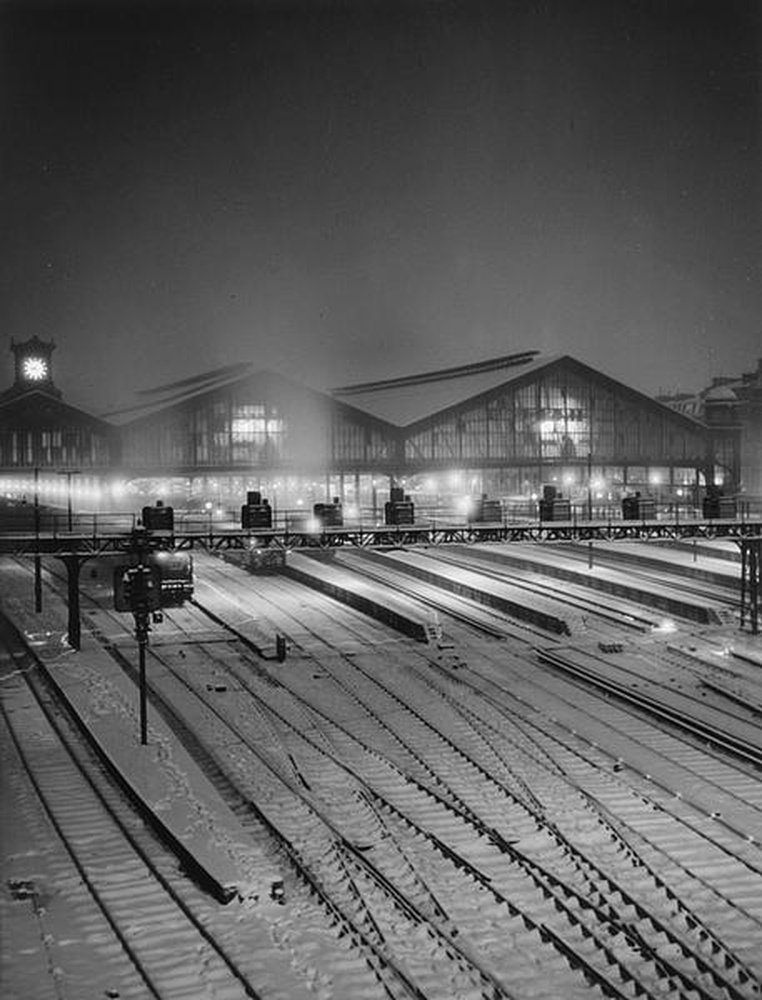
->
[{"left": 22, "top": 356, "right": 49, "bottom": 381}]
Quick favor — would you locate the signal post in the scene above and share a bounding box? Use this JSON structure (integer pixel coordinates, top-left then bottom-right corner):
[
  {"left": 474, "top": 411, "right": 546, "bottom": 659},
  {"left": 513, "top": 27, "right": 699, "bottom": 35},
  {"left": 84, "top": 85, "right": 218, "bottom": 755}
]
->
[
  {"left": 113, "top": 504, "right": 193, "bottom": 744},
  {"left": 114, "top": 530, "right": 163, "bottom": 744}
]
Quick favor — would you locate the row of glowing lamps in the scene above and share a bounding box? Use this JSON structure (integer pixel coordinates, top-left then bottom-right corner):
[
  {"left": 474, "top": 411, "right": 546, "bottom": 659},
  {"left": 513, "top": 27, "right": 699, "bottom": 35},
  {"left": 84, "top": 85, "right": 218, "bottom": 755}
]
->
[
  {"left": 2, "top": 475, "right": 131, "bottom": 505},
  {"left": 1, "top": 469, "right": 697, "bottom": 517}
]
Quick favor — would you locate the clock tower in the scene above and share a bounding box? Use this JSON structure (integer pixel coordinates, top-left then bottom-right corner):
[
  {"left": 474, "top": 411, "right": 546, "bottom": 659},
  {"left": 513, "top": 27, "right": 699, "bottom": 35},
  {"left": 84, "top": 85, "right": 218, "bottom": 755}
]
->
[{"left": 9, "top": 336, "right": 61, "bottom": 398}]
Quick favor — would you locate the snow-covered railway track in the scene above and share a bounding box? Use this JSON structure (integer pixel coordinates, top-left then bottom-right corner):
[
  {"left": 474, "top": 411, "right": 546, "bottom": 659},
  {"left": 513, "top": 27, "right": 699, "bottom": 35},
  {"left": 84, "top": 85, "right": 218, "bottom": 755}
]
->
[
  {"left": 143, "top": 627, "right": 700, "bottom": 999},
  {"left": 287, "top": 649, "right": 760, "bottom": 998},
  {"left": 652, "top": 642, "right": 762, "bottom": 722},
  {"left": 159, "top": 581, "right": 760, "bottom": 998},
  {"left": 198, "top": 557, "right": 404, "bottom": 653},
  {"left": 128, "top": 626, "right": 557, "bottom": 999},
  {"left": 0, "top": 616, "right": 266, "bottom": 1000},
  {"left": 423, "top": 646, "right": 762, "bottom": 982},
  {"left": 8, "top": 558, "right": 401, "bottom": 999},
  {"left": 185, "top": 562, "right": 762, "bottom": 992},
  {"left": 537, "top": 644, "right": 762, "bottom": 774},
  {"left": 12, "top": 552, "right": 762, "bottom": 997}
]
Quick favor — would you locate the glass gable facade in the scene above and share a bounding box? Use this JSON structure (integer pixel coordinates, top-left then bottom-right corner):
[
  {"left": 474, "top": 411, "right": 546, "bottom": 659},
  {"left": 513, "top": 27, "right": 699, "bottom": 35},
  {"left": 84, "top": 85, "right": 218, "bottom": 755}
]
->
[
  {"left": 0, "top": 426, "right": 113, "bottom": 468},
  {"left": 119, "top": 378, "right": 398, "bottom": 476},
  {"left": 331, "top": 407, "right": 397, "bottom": 470},
  {"left": 406, "top": 369, "right": 705, "bottom": 466},
  {"left": 401, "top": 365, "right": 710, "bottom": 500},
  {"left": 123, "top": 397, "right": 291, "bottom": 471}
]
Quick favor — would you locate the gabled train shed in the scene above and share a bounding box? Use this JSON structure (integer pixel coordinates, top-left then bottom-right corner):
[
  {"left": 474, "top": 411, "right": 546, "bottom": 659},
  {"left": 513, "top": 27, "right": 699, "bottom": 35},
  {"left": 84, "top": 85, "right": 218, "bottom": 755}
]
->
[{"left": 0, "top": 340, "right": 742, "bottom": 517}]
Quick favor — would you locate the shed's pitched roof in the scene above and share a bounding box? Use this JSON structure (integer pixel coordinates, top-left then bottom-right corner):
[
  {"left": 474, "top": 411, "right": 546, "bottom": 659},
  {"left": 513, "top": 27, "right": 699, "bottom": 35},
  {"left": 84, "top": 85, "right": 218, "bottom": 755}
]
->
[
  {"left": 103, "top": 362, "right": 258, "bottom": 422},
  {"left": 107, "top": 365, "right": 397, "bottom": 432},
  {"left": 331, "top": 351, "right": 544, "bottom": 425},
  {"left": 105, "top": 352, "right": 708, "bottom": 435},
  {"left": 0, "top": 388, "right": 114, "bottom": 432},
  {"left": 331, "top": 352, "right": 707, "bottom": 431}
]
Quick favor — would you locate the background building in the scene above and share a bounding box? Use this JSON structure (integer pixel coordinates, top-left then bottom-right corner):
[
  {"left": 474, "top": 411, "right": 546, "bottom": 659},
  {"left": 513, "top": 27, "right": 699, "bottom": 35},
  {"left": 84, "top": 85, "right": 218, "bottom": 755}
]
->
[{"left": 659, "top": 358, "right": 760, "bottom": 499}]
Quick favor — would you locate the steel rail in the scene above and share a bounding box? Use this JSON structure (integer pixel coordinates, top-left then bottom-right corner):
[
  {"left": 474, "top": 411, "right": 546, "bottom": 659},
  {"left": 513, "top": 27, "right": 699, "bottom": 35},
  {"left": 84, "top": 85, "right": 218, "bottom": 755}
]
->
[
  {"left": 0, "top": 614, "right": 266, "bottom": 1000},
  {"left": 186, "top": 597, "right": 758, "bottom": 1000},
  {"left": 537, "top": 647, "right": 762, "bottom": 768}
]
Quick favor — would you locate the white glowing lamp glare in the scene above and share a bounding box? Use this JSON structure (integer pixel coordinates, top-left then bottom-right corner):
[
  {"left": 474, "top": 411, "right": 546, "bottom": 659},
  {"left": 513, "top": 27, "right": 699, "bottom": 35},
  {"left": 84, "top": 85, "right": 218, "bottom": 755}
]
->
[{"left": 23, "top": 357, "right": 48, "bottom": 380}]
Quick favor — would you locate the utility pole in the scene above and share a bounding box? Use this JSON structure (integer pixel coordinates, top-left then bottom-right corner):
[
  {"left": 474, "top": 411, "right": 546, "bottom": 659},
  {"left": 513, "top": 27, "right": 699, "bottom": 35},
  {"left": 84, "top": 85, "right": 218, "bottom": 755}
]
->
[{"left": 57, "top": 469, "right": 81, "bottom": 531}]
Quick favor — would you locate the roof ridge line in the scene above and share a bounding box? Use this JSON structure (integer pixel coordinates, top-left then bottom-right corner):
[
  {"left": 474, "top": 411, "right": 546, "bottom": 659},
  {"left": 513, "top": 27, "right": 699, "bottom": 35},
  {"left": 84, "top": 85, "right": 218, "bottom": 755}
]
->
[
  {"left": 331, "top": 351, "right": 540, "bottom": 396},
  {"left": 136, "top": 361, "right": 255, "bottom": 396}
]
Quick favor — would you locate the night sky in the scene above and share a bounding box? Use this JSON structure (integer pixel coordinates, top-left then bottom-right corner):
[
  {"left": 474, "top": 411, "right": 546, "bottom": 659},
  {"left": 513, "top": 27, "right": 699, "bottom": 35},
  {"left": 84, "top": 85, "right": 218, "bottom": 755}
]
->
[{"left": 1, "top": 0, "right": 760, "bottom": 415}]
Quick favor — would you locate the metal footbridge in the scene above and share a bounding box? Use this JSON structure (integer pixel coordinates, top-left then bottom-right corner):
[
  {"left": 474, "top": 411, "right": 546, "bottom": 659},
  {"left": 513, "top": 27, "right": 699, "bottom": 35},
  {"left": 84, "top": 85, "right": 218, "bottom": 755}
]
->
[{"left": 1, "top": 517, "right": 761, "bottom": 645}]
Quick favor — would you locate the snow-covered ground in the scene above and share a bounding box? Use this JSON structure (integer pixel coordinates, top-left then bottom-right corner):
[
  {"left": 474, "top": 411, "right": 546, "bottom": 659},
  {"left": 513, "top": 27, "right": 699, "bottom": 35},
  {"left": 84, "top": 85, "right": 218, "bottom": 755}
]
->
[{"left": 2, "top": 548, "right": 762, "bottom": 999}]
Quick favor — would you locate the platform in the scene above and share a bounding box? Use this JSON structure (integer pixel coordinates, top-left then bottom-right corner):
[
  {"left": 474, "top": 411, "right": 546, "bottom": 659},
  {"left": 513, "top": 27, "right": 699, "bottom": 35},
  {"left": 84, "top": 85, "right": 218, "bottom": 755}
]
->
[{"left": 284, "top": 551, "right": 433, "bottom": 641}]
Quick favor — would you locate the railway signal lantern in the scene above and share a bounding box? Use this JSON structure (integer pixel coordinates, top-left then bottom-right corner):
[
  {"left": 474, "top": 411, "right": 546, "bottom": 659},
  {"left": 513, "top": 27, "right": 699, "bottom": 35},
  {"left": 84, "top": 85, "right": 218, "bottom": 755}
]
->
[
  {"left": 112, "top": 554, "right": 192, "bottom": 611},
  {"left": 113, "top": 564, "right": 162, "bottom": 613}
]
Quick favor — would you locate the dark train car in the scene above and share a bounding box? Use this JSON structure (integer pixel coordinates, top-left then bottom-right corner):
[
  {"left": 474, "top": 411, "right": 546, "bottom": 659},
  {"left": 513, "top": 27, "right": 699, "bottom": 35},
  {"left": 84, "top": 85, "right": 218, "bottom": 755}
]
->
[
  {"left": 147, "top": 550, "right": 194, "bottom": 607},
  {"left": 114, "top": 549, "right": 194, "bottom": 611}
]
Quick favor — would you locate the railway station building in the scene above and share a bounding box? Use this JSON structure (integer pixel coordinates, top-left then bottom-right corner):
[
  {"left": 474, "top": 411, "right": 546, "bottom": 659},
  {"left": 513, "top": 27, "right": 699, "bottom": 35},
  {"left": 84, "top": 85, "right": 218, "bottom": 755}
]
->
[
  {"left": 0, "top": 340, "right": 742, "bottom": 517},
  {"left": 0, "top": 337, "right": 120, "bottom": 507},
  {"left": 111, "top": 351, "right": 737, "bottom": 517}
]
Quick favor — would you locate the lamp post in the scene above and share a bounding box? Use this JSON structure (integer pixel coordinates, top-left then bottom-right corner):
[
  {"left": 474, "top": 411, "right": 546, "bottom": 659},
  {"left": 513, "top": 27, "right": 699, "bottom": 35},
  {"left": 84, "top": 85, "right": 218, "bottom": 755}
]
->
[
  {"left": 33, "top": 467, "right": 42, "bottom": 613},
  {"left": 57, "top": 470, "right": 81, "bottom": 531},
  {"left": 586, "top": 450, "right": 593, "bottom": 521}
]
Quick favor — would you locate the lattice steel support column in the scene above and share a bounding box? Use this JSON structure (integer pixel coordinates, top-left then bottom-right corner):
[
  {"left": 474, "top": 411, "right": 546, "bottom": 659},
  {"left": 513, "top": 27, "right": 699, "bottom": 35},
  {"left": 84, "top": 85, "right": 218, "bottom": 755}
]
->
[{"left": 58, "top": 555, "right": 86, "bottom": 651}]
